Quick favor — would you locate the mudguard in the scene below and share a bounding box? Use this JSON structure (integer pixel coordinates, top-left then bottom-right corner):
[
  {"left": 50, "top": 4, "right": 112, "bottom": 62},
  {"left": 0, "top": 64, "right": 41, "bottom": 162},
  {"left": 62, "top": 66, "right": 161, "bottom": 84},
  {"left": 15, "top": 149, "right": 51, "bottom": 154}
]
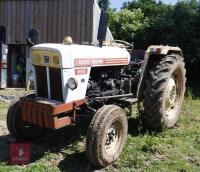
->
[{"left": 137, "top": 45, "right": 183, "bottom": 100}]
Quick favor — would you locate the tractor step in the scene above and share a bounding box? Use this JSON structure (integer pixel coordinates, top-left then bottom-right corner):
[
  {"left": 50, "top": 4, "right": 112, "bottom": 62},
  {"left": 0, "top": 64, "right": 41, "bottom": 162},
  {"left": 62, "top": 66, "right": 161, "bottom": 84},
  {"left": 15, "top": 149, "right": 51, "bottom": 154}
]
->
[
  {"left": 121, "top": 98, "right": 138, "bottom": 104},
  {"left": 117, "top": 98, "right": 138, "bottom": 107}
]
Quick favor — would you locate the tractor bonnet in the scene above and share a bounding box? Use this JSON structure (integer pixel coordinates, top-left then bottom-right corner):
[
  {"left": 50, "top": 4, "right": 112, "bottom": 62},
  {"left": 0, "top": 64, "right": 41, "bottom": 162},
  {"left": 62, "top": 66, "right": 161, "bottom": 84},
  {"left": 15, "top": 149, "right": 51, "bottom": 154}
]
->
[{"left": 31, "top": 43, "right": 131, "bottom": 68}]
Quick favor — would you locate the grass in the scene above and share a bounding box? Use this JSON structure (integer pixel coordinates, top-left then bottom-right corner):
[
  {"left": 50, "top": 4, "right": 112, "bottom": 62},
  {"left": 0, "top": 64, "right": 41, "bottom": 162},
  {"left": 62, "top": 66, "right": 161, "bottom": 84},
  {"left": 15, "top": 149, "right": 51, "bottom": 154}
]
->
[
  {"left": 0, "top": 92, "right": 200, "bottom": 171},
  {"left": 0, "top": 102, "right": 9, "bottom": 121}
]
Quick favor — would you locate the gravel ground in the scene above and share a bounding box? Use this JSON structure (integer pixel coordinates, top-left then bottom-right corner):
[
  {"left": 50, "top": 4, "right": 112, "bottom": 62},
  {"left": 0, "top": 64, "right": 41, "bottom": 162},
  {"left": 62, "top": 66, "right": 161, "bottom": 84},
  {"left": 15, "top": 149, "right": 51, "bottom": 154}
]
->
[
  {"left": 0, "top": 121, "right": 8, "bottom": 135},
  {"left": 0, "top": 89, "right": 25, "bottom": 161},
  {"left": 0, "top": 88, "right": 26, "bottom": 97}
]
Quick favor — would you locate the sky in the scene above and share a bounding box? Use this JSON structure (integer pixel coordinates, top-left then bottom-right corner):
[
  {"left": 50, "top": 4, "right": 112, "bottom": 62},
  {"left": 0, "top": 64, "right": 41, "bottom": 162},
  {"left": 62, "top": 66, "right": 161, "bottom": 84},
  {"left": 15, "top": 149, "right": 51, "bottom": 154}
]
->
[{"left": 110, "top": 0, "right": 178, "bottom": 10}]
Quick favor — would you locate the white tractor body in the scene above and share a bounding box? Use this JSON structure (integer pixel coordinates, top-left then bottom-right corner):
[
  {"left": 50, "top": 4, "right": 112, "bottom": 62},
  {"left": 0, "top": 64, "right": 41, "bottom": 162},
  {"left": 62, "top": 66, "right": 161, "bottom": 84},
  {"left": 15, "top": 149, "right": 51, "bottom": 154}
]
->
[{"left": 31, "top": 44, "right": 130, "bottom": 103}]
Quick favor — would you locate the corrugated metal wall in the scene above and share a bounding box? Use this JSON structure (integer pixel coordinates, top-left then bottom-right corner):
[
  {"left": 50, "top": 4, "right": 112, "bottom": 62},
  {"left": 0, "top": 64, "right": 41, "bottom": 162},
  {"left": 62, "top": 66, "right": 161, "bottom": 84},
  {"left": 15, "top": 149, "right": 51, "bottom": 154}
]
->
[{"left": 0, "top": 0, "right": 94, "bottom": 44}]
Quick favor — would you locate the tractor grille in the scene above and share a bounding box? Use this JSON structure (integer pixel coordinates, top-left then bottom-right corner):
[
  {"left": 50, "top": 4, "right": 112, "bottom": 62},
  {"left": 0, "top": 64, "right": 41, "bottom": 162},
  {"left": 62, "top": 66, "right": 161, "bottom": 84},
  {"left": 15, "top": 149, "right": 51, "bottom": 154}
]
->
[
  {"left": 49, "top": 68, "right": 63, "bottom": 101},
  {"left": 35, "top": 66, "right": 48, "bottom": 98},
  {"left": 35, "top": 66, "right": 63, "bottom": 101}
]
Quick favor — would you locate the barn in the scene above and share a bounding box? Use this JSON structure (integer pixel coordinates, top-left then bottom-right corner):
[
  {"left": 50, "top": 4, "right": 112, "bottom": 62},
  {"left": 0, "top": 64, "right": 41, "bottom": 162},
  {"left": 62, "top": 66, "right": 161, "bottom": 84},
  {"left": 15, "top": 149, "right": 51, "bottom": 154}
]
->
[{"left": 0, "top": 0, "right": 113, "bottom": 88}]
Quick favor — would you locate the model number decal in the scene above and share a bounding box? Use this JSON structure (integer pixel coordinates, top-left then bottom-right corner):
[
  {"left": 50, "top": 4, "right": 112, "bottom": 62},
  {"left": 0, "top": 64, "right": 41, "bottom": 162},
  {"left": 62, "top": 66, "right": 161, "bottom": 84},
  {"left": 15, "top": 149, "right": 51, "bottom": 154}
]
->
[{"left": 75, "top": 69, "right": 88, "bottom": 75}]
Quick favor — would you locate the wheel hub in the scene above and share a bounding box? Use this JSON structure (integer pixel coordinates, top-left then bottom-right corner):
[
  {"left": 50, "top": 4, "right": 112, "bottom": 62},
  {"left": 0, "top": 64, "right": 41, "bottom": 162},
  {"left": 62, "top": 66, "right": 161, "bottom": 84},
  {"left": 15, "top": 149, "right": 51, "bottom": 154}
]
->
[
  {"left": 104, "top": 121, "right": 121, "bottom": 155},
  {"left": 166, "top": 77, "right": 177, "bottom": 107},
  {"left": 165, "top": 75, "right": 179, "bottom": 119},
  {"left": 106, "top": 125, "right": 116, "bottom": 146}
]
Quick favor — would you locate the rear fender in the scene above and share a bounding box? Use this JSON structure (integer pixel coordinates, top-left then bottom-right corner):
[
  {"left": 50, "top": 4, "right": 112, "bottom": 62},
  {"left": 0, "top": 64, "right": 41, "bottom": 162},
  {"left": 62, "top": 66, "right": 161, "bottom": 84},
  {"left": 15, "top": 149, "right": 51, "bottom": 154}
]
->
[{"left": 136, "top": 45, "right": 183, "bottom": 100}]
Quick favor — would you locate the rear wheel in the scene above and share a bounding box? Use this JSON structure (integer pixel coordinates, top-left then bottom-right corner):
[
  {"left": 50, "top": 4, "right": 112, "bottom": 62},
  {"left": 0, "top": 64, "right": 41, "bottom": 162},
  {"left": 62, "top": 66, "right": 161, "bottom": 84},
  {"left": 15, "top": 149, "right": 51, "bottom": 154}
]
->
[
  {"left": 143, "top": 54, "right": 186, "bottom": 130},
  {"left": 86, "top": 105, "right": 128, "bottom": 167},
  {"left": 7, "top": 98, "right": 45, "bottom": 141}
]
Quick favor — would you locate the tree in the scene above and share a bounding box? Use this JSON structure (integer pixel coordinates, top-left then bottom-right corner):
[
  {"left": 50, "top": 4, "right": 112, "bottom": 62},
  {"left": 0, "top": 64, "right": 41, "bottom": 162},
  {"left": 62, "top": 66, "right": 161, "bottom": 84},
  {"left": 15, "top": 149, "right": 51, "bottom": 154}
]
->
[
  {"left": 171, "top": 0, "right": 200, "bottom": 87},
  {"left": 98, "top": 0, "right": 110, "bottom": 11},
  {"left": 109, "top": 9, "right": 149, "bottom": 42},
  {"left": 121, "top": 0, "right": 174, "bottom": 47}
]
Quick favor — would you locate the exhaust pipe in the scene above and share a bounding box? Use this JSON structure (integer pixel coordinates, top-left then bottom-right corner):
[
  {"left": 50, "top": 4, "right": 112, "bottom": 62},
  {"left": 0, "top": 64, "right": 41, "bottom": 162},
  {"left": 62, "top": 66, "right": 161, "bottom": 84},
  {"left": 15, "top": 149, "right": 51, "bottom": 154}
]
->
[{"left": 97, "top": 0, "right": 109, "bottom": 47}]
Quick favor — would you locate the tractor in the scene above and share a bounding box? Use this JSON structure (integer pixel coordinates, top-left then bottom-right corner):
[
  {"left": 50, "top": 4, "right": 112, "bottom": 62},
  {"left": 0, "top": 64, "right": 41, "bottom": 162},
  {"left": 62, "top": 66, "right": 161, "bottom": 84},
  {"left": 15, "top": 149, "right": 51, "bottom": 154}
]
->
[{"left": 7, "top": 10, "right": 186, "bottom": 167}]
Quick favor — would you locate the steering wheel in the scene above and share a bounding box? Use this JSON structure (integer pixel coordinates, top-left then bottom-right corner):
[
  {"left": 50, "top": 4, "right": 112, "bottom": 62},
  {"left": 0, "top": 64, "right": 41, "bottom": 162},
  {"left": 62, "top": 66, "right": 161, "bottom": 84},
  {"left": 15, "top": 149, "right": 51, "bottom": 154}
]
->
[{"left": 113, "top": 40, "right": 133, "bottom": 50}]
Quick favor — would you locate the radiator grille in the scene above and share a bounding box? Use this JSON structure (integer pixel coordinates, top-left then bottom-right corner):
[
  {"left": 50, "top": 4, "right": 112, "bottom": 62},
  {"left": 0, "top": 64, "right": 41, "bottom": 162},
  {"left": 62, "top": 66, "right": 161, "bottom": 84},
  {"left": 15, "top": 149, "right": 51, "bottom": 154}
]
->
[
  {"left": 49, "top": 67, "right": 63, "bottom": 101},
  {"left": 35, "top": 66, "right": 48, "bottom": 98},
  {"left": 35, "top": 66, "right": 63, "bottom": 101}
]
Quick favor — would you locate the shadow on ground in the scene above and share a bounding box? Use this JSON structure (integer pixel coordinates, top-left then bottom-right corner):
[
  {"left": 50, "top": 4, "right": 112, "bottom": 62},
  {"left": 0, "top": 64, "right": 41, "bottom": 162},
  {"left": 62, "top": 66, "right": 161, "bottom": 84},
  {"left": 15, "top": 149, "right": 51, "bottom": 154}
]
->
[
  {"left": 0, "top": 117, "right": 146, "bottom": 172},
  {"left": 0, "top": 119, "right": 94, "bottom": 171}
]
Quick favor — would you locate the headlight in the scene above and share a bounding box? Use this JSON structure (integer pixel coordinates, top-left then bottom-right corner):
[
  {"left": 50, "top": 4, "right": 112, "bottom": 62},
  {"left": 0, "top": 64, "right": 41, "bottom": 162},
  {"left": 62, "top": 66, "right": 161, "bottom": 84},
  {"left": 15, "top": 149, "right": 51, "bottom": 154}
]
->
[
  {"left": 33, "top": 53, "right": 42, "bottom": 64},
  {"left": 52, "top": 55, "right": 60, "bottom": 65},
  {"left": 67, "top": 78, "right": 78, "bottom": 90}
]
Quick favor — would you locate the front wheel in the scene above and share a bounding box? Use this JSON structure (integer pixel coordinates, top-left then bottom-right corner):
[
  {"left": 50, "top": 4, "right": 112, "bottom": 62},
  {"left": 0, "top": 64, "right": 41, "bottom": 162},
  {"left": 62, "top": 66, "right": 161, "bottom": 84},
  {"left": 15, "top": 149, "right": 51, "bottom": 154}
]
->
[
  {"left": 143, "top": 54, "right": 186, "bottom": 130},
  {"left": 7, "top": 99, "right": 45, "bottom": 141},
  {"left": 86, "top": 105, "right": 128, "bottom": 167}
]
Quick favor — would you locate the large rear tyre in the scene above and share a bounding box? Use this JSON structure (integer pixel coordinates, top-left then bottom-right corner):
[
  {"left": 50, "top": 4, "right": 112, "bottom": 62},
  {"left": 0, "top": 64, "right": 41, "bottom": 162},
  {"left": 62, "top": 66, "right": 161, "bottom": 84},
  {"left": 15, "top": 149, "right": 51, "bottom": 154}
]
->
[
  {"left": 86, "top": 105, "right": 128, "bottom": 167},
  {"left": 7, "top": 99, "right": 45, "bottom": 141},
  {"left": 143, "top": 54, "right": 186, "bottom": 130}
]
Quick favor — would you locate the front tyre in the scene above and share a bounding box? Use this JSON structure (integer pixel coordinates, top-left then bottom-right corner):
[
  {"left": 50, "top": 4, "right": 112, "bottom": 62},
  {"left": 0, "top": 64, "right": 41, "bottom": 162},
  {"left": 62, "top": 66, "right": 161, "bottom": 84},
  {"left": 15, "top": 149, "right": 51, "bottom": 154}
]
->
[
  {"left": 143, "top": 54, "right": 186, "bottom": 130},
  {"left": 7, "top": 99, "right": 45, "bottom": 141},
  {"left": 86, "top": 105, "right": 128, "bottom": 167}
]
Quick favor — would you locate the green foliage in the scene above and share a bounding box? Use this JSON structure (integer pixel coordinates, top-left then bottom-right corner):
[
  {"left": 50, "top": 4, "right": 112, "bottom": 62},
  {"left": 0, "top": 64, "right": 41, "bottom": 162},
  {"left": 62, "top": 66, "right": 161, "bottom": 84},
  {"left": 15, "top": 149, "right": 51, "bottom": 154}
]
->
[
  {"left": 186, "top": 88, "right": 194, "bottom": 100},
  {"left": 122, "top": 0, "right": 173, "bottom": 21},
  {"left": 109, "top": 9, "right": 149, "bottom": 42}
]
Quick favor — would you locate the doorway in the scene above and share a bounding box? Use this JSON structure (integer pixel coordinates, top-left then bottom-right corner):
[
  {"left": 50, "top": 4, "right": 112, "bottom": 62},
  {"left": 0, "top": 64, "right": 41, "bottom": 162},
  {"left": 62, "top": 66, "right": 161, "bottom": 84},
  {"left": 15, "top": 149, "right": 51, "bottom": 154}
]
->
[
  {"left": 7, "top": 44, "right": 26, "bottom": 88},
  {"left": 0, "top": 26, "right": 6, "bottom": 43}
]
